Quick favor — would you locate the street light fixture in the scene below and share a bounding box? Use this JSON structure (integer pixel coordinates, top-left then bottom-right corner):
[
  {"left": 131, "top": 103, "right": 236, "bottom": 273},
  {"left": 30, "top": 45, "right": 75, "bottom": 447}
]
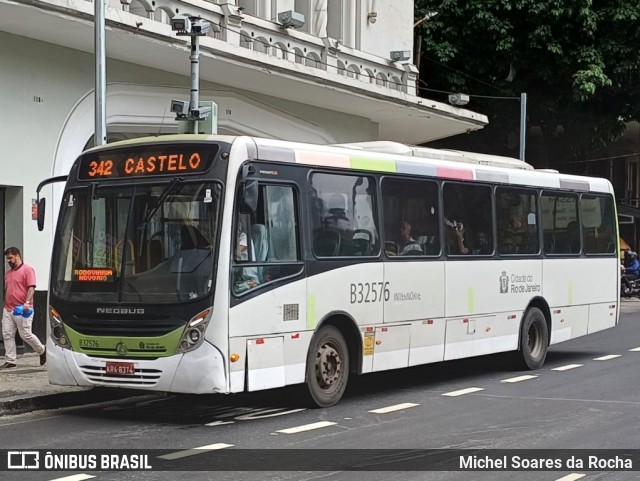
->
[{"left": 413, "top": 11, "right": 438, "bottom": 72}]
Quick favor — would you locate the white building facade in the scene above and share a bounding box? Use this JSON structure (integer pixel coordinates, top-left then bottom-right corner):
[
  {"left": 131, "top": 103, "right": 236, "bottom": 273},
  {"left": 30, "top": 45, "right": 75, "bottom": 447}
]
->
[{"left": 0, "top": 0, "right": 487, "bottom": 298}]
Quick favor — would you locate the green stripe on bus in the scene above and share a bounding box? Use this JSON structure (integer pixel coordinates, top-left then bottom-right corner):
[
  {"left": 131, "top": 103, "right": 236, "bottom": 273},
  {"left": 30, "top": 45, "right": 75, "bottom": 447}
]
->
[
  {"left": 350, "top": 156, "right": 397, "bottom": 173},
  {"left": 467, "top": 286, "right": 475, "bottom": 313},
  {"left": 307, "top": 294, "right": 317, "bottom": 329},
  {"left": 65, "top": 324, "right": 184, "bottom": 357},
  {"left": 568, "top": 281, "right": 574, "bottom": 305}
]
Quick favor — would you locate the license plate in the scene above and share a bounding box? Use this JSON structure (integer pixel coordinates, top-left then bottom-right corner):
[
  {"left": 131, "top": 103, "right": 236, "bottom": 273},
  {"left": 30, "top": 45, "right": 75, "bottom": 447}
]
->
[{"left": 105, "top": 361, "right": 135, "bottom": 376}]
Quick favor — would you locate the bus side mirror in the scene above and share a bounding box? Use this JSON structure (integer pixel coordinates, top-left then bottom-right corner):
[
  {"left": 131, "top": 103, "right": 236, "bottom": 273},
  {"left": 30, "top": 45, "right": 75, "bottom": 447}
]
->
[
  {"left": 37, "top": 198, "right": 46, "bottom": 232},
  {"left": 240, "top": 180, "right": 258, "bottom": 214}
]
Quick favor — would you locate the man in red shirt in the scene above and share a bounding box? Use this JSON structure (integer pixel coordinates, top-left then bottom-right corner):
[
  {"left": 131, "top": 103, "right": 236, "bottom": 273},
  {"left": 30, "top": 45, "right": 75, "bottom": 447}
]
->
[{"left": 1, "top": 247, "right": 46, "bottom": 368}]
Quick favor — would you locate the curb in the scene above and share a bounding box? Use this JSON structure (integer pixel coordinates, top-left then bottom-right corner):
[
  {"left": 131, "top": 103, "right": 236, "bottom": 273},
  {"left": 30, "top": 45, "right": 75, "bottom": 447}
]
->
[{"left": 0, "top": 388, "right": 148, "bottom": 416}]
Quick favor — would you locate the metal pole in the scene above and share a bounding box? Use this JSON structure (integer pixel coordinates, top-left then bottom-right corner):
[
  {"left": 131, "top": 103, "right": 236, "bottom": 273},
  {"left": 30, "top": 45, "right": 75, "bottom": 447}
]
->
[
  {"left": 95, "top": 0, "right": 107, "bottom": 146},
  {"left": 190, "top": 35, "right": 200, "bottom": 134},
  {"left": 519, "top": 92, "right": 527, "bottom": 161}
]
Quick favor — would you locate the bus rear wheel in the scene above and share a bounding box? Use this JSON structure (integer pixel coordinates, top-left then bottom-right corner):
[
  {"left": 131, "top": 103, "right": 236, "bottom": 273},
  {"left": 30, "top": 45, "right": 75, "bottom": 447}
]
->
[
  {"left": 305, "top": 326, "right": 349, "bottom": 408},
  {"left": 518, "top": 307, "right": 549, "bottom": 370}
]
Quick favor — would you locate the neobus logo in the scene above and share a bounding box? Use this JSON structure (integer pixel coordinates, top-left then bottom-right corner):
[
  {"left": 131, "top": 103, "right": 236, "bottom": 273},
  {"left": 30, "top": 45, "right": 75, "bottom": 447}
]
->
[{"left": 96, "top": 307, "right": 145, "bottom": 315}]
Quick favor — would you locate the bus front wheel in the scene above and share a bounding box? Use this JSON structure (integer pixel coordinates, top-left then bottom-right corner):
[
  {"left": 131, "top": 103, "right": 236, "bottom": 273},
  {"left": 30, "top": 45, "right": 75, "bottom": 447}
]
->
[
  {"left": 305, "top": 326, "right": 349, "bottom": 408},
  {"left": 518, "top": 307, "right": 549, "bottom": 370}
]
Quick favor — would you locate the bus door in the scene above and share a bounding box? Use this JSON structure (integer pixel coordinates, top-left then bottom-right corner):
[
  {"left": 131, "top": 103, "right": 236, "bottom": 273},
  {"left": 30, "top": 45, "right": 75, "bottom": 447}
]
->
[{"left": 229, "top": 181, "right": 306, "bottom": 391}]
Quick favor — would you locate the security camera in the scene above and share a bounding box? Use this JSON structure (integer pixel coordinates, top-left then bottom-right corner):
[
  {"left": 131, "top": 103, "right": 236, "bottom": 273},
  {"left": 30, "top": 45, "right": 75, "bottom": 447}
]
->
[
  {"left": 191, "top": 105, "right": 212, "bottom": 119},
  {"left": 170, "top": 99, "right": 190, "bottom": 116},
  {"left": 448, "top": 93, "right": 470, "bottom": 106},
  {"left": 390, "top": 50, "right": 411, "bottom": 62},
  {"left": 278, "top": 10, "right": 305, "bottom": 29},
  {"left": 191, "top": 20, "right": 210, "bottom": 35},
  {"left": 171, "top": 15, "right": 192, "bottom": 33}
]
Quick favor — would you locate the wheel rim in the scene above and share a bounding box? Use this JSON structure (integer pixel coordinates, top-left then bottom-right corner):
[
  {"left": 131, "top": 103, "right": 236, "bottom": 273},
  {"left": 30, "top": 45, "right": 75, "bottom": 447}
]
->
[
  {"left": 527, "top": 321, "right": 543, "bottom": 359},
  {"left": 315, "top": 341, "right": 342, "bottom": 392}
]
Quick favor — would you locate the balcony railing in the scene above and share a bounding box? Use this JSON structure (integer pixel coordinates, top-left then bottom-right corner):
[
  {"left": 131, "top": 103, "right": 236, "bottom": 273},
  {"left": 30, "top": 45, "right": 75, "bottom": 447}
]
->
[{"left": 115, "top": 0, "right": 418, "bottom": 95}]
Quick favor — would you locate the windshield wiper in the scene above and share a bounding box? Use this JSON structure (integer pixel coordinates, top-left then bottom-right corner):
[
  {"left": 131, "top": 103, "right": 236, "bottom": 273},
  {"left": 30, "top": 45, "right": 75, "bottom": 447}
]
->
[
  {"left": 137, "top": 177, "right": 183, "bottom": 260},
  {"left": 142, "top": 177, "right": 183, "bottom": 227}
]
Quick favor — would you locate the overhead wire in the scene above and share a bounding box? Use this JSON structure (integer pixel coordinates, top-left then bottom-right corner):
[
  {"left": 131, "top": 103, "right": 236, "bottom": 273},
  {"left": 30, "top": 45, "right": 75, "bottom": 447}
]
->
[{"left": 197, "top": 18, "right": 510, "bottom": 98}]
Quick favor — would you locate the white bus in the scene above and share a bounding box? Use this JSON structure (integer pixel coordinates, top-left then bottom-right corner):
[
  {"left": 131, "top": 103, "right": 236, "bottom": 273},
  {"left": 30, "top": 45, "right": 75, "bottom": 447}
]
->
[{"left": 36, "top": 135, "right": 619, "bottom": 407}]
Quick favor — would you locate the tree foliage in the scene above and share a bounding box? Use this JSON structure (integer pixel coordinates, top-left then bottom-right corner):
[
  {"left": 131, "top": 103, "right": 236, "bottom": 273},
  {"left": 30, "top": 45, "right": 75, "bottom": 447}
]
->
[{"left": 416, "top": 0, "right": 640, "bottom": 167}]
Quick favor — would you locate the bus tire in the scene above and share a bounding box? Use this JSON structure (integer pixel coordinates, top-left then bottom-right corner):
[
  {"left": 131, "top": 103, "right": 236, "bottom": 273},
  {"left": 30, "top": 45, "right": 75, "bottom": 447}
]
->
[
  {"left": 518, "top": 307, "right": 549, "bottom": 370},
  {"left": 304, "top": 326, "right": 349, "bottom": 408}
]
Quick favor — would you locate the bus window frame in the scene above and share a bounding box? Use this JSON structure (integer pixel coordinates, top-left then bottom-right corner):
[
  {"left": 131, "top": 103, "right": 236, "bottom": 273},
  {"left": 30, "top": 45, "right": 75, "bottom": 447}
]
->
[
  {"left": 541, "top": 190, "right": 581, "bottom": 257},
  {"left": 230, "top": 178, "right": 305, "bottom": 299},
  {"left": 380, "top": 175, "right": 442, "bottom": 260},
  {"left": 580, "top": 193, "right": 617, "bottom": 257},
  {"left": 496, "top": 185, "right": 542, "bottom": 257},
  {"left": 442, "top": 180, "right": 495, "bottom": 259},
  {"left": 308, "top": 170, "right": 381, "bottom": 260}
]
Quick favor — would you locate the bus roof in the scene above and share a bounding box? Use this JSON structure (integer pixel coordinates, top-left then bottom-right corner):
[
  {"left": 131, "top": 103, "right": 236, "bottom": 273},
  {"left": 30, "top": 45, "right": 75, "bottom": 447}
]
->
[
  {"left": 333, "top": 141, "right": 534, "bottom": 171},
  {"left": 248, "top": 137, "right": 613, "bottom": 195},
  {"left": 81, "top": 135, "right": 613, "bottom": 195}
]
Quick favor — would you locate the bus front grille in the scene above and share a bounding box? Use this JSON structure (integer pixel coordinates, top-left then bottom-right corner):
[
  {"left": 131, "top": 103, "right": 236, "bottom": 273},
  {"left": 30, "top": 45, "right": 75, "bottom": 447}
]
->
[
  {"left": 79, "top": 365, "right": 162, "bottom": 386},
  {"left": 66, "top": 316, "right": 185, "bottom": 337}
]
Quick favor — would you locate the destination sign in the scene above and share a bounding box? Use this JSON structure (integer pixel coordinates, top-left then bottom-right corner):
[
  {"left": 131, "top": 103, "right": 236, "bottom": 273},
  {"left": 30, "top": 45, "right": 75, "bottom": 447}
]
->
[
  {"left": 73, "top": 268, "right": 114, "bottom": 282},
  {"left": 78, "top": 145, "right": 218, "bottom": 180}
]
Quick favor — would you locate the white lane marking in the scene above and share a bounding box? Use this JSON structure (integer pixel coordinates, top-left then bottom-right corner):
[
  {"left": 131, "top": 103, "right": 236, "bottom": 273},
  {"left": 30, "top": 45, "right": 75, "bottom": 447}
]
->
[
  {"left": 0, "top": 415, "right": 64, "bottom": 427},
  {"left": 50, "top": 475, "right": 96, "bottom": 481},
  {"left": 234, "top": 407, "right": 307, "bottom": 421},
  {"left": 442, "top": 387, "right": 484, "bottom": 397},
  {"left": 593, "top": 354, "right": 622, "bottom": 361},
  {"left": 629, "top": 347, "right": 640, "bottom": 352},
  {"left": 157, "top": 443, "right": 233, "bottom": 460},
  {"left": 554, "top": 474, "right": 585, "bottom": 481},
  {"left": 204, "top": 420, "right": 235, "bottom": 427},
  {"left": 501, "top": 375, "right": 538, "bottom": 383},
  {"left": 368, "top": 403, "right": 420, "bottom": 414},
  {"left": 551, "top": 364, "right": 583, "bottom": 371},
  {"left": 276, "top": 421, "right": 337, "bottom": 434}
]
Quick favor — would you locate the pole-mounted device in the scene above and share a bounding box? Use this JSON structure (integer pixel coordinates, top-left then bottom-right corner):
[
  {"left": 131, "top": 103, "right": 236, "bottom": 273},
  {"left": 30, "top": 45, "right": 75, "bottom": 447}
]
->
[{"left": 170, "top": 15, "right": 217, "bottom": 134}]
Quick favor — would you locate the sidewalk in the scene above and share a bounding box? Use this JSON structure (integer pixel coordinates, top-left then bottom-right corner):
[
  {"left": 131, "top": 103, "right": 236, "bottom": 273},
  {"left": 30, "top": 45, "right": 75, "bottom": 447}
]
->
[{"left": 0, "top": 353, "right": 138, "bottom": 415}]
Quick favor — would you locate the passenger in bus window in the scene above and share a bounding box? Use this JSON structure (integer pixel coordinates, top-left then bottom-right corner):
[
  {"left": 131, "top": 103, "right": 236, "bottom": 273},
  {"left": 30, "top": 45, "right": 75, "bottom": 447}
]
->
[
  {"left": 501, "top": 216, "right": 525, "bottom": 253},
  {"left": 235, "top": 223, "right": 248, "bottom": 261},
  {"left": 472, "top": 231, "right": 492, "bottom": 255},
  {"left": 398, "top": 221, "right": 422, "bottom": 255},
  {"left": 446, "top": 220, "right": 469, "bottom": 255}
]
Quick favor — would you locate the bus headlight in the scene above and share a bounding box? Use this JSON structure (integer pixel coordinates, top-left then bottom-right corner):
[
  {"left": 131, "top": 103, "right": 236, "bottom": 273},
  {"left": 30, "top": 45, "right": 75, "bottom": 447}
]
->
[
  {"left": 177, "top": 309, "right": 211, "bottom": 353},
  {"left": 49, "top": 306, "right": 70, "bottom": 349}
]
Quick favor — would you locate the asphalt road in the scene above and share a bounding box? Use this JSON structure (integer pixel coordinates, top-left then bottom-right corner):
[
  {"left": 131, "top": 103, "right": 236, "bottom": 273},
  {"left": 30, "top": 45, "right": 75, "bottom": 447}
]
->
[{"left": 1, "top": 300, "right": 640, "bottom": 481}]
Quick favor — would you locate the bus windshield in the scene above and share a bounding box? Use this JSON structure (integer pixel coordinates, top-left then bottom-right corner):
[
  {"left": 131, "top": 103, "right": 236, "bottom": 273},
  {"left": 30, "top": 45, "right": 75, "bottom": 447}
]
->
[{"left": 51, "top": 181, "right": 221, "bottom": 304}]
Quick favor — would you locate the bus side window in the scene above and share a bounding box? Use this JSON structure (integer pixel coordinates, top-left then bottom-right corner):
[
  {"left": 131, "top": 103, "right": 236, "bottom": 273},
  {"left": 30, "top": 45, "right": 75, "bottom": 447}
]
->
[
  {"left": 310, "top": 173, "right": 379, "bottom": 258},
  {"left": 581, "top": 195, "right": 616, "bottom": 254},
  {"left": 541, "top": 193, "right": 579, "bottom": 255},
  {"left": 443, "top": 182, "right": 493, "bottom": 256},
  {"left": 496, "top": 188, "right": 539, "bottom": 255},
  {"left": 232, "top": 183, "right": 303, "bottom": 295},
  {"left": 381, "top": 177, "right": 439, "bottom": 257}
]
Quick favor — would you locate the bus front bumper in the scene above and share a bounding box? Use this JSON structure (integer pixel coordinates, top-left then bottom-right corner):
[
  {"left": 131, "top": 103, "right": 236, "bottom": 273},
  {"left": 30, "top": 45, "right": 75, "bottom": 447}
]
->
[{"left": 46, "top": 338, "right": 228, "bottom": 394}]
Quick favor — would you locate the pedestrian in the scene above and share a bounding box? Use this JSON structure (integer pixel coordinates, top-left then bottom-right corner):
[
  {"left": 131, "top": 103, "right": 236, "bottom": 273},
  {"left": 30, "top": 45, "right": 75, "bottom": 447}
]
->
[{"left": 1, "top": 247, "right": 46, "bottom": 368}]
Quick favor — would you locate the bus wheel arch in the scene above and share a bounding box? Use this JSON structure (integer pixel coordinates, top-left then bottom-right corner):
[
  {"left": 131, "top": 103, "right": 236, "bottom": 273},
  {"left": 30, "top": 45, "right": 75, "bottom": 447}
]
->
[
  {"left": 304, "top": 313, "right": 360, "bottom": 408},
  {"left": 517, "top": 298, "right": 551, "bottom": 370}
]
